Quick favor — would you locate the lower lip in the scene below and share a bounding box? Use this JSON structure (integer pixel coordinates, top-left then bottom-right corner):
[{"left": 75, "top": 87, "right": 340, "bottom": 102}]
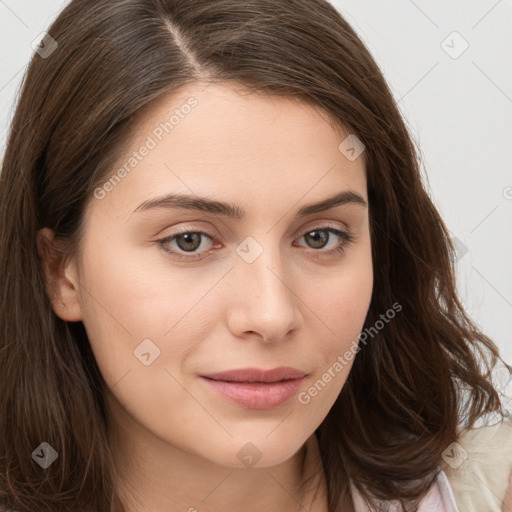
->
[{"left": 200, "top": 376, "right": 306, "bottom": 409}]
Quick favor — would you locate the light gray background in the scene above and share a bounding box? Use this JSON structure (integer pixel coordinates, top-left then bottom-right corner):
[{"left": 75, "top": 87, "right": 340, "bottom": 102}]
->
[{"left": 1, "top": 1, "right": 511, "bottom": 372}]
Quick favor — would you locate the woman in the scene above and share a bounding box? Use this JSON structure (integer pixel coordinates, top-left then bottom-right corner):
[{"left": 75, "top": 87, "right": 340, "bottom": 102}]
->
[{"left": 0, "top": 1, "right": 511, "bottom": 511}]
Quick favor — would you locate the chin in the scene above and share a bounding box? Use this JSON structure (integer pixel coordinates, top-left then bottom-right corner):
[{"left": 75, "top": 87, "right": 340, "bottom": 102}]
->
[{"left": 202, "top": 436, "right": 306, "bottom": 469}]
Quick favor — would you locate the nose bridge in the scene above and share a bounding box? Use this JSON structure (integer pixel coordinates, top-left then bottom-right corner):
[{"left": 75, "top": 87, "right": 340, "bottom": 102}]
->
[
  {"left": 238, "top": 235, "right": 292, "bottom": 302},
  {"left": 229, "top": 234, "right": 299, "bottom": 339}
]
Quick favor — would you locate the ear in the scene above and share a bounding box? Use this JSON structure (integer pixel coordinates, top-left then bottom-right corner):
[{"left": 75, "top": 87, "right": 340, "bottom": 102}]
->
[{"left": 36, "top": 227, "right": 83, "bottom": 322}]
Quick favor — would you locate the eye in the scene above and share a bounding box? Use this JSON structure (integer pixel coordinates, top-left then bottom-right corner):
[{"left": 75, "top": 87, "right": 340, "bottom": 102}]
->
[
  {"left": 295, "top": 227, "right": 355, "bottom": 257},
  {"left": 156, "top": 225, "right": 355, "bottom": 261},
  {"left": 157, "top": 231, "right": 216, "bottom": 260}
]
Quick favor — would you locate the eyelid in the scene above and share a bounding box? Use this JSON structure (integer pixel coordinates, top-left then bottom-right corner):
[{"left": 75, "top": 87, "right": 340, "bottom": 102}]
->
[
  {"left": 292, "top": 220, "right": 348, "bottom": 239},
  {"left": 162, "top": 224, "right": 216, "bottom": 239}
]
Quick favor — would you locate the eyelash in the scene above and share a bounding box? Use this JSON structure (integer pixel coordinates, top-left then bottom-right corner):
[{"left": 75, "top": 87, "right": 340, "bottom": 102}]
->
[{"left": 156, "top": 225, "right": 355, "bottom": 261}]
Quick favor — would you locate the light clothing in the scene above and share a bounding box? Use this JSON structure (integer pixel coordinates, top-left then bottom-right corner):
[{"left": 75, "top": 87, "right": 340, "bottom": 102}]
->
[
  {"left": 444, "top": 414, "right": 512, "bottom": 511},
  {"left": 351, "top": 468, "right": 459, "bottom": 511},
  {"left": 350, "top": 415, "right": 512, "bottom": 511}
]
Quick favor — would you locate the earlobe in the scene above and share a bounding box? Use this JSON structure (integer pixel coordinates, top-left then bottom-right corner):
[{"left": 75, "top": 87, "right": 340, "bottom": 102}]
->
[{"left": 36, "top": 227, "right": 83, "bottom": 322}]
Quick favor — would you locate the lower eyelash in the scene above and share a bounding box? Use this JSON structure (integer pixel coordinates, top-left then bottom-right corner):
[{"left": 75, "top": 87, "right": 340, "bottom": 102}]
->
[
  {"left": 320, "top": 228, "right": 355, "bottom": 256},
  {"left": 157, "top": 227, "right": 355, "bottom": 260}
]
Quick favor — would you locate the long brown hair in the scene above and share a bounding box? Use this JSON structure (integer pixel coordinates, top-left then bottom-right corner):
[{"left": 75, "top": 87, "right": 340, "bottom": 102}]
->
[{"left": 0, "top": 1, "right": 509, "bottom": 511}]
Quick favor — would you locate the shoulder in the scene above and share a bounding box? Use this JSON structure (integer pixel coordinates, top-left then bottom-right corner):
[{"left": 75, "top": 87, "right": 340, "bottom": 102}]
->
[
  {"left": 443, "top": 415, "right": 512, "bottom": 512},
  {"left": 350, "top": 417, "right": 512, "bottom": 511}
]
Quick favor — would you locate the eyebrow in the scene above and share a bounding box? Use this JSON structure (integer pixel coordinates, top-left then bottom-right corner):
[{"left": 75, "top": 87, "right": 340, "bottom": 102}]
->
[{"left": 132, "top": 190, "right": 367, "bottom": 218}]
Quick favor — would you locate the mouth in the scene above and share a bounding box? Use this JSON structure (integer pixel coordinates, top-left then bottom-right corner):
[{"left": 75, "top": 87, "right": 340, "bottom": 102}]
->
[{"left": 199, "top": 368, "right": 308, "bottom": 409}]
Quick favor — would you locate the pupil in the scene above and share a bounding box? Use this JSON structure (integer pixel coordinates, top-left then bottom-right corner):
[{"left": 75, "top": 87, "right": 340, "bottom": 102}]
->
[
  {"left": 177, "top": 233, "right": 201, "bottom": 252},
  {"left": 306, "top": 230, "right": 328, "bottom": 249}
]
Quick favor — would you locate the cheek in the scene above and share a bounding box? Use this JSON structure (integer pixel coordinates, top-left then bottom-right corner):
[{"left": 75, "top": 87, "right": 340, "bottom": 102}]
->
[
  {"left": 76, "top": 238, "right": 227, "bottom": 385},
  {"left": 303, "top": 253, "right": 373, "bottom": 357},
  {"left": 295, "top": 265, "right": 373, "bottom": 417}
]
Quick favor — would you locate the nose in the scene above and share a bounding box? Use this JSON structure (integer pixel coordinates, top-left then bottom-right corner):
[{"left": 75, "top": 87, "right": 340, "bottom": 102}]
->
[{"left": 226, "top": 239, "right": 302, "bottom": 343}]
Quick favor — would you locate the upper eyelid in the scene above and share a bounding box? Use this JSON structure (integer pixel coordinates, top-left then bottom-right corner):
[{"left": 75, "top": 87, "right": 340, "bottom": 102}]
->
[
  {"left": 162, "top": 219, "right": 350, "bottom": 238},
  {"left": 294, "top": 221, "right": 349, "bottom": 237},
  {"left": 160, "top": 223, "right": 350, "bottom": 243}
]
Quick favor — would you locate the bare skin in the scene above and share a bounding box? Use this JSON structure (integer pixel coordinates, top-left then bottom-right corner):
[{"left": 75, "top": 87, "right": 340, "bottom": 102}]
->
[
  {"left": 504, "top": 470, "right": 512, "bottom": 512},
  {"left": 38, "top": 81, "right": 373, "bottom": 511}
]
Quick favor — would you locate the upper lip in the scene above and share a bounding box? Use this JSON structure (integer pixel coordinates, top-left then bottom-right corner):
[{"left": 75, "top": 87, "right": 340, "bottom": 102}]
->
[{"left": 200, "top": 366, "right": 307, "bottom": 383}]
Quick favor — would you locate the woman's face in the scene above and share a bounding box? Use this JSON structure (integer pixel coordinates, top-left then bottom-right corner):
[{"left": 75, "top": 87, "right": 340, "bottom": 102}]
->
[{"left": 53, "top": 81, "right": 373, "bottom": 468}]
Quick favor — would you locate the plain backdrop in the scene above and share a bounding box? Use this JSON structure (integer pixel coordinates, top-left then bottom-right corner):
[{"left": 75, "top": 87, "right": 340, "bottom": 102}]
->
[{"left": 1, "top": 1, "right": 511, "bottom": 382}]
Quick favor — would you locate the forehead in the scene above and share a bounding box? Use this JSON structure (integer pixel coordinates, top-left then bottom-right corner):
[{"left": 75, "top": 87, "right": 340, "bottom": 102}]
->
[
  {"left": 127, "top": 80, "right": 362, "bottom": 163},
  {"left": 90, "top": 81, "right": 367, "bottom": 220}
]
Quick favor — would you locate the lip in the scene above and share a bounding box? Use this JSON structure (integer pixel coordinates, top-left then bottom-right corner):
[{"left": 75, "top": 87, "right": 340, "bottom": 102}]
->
[
  {"left": 200, "top": 367, "right": 308, "bottom": 410},
  {"left": 200, "top": 366, "right": 307, "bottom": 383},
  {"left": 201, "top": 376, "right": 306, "bottom": 409}
]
